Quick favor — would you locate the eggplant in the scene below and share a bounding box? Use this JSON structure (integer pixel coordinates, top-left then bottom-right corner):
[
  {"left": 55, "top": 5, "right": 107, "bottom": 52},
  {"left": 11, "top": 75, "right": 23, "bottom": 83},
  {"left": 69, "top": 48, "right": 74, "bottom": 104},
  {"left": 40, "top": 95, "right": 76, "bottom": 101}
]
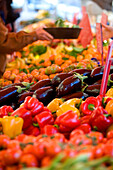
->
[
  {"left": 56, "top": 75, "right": 81, "bottom": 97},
  {"left": 52, "top": 73, "right": 73, "bottom": 87},
  {"left": 89, "top": 67, "right": 103, "bottom": 85},
  {"left": 61, "top": 91, "right": 88, "bottom": 101},
  {"left": 0, "top": 86, "right": 19, "bottom": 106},
  {"left": 17, "top": 91, "right": 34, "bottom": 105},
  {"left": 84, "top": 84, "right": 101, "bottom": 96},
  {"left": 0, "top": 84, "right": 26, "bottom": 106},
  {"left": 30, "top": 79, "right": 52, "bottom": 91},
  {"left": 69, "top": 68, "right": 91, "bottom": 74},
  {"left": 2, "top": 83, "right": 25, "bottom": 89},
  {"left": 82, "top": 72, "right": 92, "bottom": 84},
  {"left": 34, "top": 86, "right": 56, "bottom": 105},
  {"left": 91, "top": 66, "right": 103, "bottom": 76}
]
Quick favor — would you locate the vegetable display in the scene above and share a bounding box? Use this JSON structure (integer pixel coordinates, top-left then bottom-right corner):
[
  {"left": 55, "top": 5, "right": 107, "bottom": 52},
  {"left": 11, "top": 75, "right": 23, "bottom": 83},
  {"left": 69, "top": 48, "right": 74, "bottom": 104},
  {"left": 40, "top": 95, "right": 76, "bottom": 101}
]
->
[{"left": 0, "top": 38, "right": 113, "bottom": 169}]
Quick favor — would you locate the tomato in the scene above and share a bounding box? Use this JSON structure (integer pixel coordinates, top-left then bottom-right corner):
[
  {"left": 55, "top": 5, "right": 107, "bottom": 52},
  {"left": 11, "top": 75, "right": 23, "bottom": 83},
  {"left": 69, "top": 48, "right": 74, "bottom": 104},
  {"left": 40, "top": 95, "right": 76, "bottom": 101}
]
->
[
  {"left": 19, "top": 154, "right": 38, "bottom": 168},
  {"left": 0, "top": 135, "right": 10, "bottom": 149},
  {"left": 51, "top": 133, "right": 66, "bottom": 143},
  {"left": 88, "top": 132, "right": 104, "bottom": 144},
  {"left": 45, "top": 141, "right": 61, "bottom": 157},
  {"left": 3, "top": 149, "right": 22, "bottom": 166},
  {"left": 107, "top": 130, "right": 113, "bottom": 139},
  {"left": 41, "top": 156, "right": 51, "bottom": 167},
  {"left": 23, "top": 145, "right": 35, "bottom": 155},
  {"left": 93, "top": 144, "right": 104, "bottom": 158},
  {"left": 70, "top": 129, "right": 84, "bottom": 139},
  {"left": 8, "top": 140, "right": 20, "bottom": 150},
  {"left": 104, "top": 144, "right": 113, "bottom": 156},
  {"left": 15, "top": 134, "right": 27, "bottom": 142},
  {"left": 70, "top": 134, "right": 92, "bottom": 146}
]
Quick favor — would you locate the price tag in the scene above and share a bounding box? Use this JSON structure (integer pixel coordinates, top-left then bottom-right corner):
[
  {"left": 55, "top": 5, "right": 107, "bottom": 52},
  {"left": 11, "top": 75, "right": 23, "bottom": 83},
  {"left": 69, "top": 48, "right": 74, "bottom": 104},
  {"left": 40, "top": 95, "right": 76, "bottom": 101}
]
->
[
  {"left": 82, "top": 6, "right": 86, "bottom": 15},
  {"left": 72, "top": 12, "right": 79, "bottom": 25},
  {"left": 101, "top": 12, "right": 108, "bottom": 25},
  {"left": 79, "top": 13, "right": 93, "bottom": 48},
  {"left": 96, "top": 23, "right": 103, "bottom": 65},
  {"left": 96, "top": 23, "right": 103, "bottom": 53}
]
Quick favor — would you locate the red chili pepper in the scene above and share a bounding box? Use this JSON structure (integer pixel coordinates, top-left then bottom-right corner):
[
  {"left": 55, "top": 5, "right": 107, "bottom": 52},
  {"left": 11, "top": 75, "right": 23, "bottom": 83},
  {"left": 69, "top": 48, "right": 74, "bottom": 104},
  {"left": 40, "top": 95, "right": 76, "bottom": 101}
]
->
[
  {"left": 23, "top": 125, "right": 40, "bottom": 136},
  {"left": 81, "top": 96, "right": 101, "bottom": 115},
  {"left": 11, "top": 107, "right": 32, "bottom": 130},
  {"left": 76, "top": 123, "right": 91, "bottom": 134},
  {"left": 23, "top": 96, "right": 44, "bottom": 116},
  {"left": 41, "top": 125, "right": 58, "bottom": 136},
  {"left": 34, "top": 111, "right": 54, "bottom": 128},
  {"left": 0, "top": 106, "right": 14, "bottom": 118},
  {"left": 80, "top": 115, "right": 91, "bottom": 125},
  {"left": 55, "top": 110, "right": 80, "bottom": 133},
  {"left": 89, "top": 106, "right": 113, "bottom": 132}
]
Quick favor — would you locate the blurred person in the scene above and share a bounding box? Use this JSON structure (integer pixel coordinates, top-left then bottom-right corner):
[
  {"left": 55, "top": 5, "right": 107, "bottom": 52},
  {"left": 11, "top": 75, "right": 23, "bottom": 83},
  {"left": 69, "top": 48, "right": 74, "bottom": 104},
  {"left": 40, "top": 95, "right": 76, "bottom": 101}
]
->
[
  {"left": 0, "top": 0, "right": 53, "bottom": 77},
  {"left": 92, "top": 0, "right": 112, "bottom": 11},
  {"left": 6, "top": 0, "right": 20, "bottom": 31}
]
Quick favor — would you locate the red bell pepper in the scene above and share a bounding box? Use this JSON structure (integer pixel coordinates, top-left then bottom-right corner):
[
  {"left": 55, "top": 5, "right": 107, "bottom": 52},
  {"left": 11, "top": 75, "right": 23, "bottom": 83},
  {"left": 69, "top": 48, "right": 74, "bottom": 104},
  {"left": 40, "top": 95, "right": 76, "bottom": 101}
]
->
[
  {"left": 80, "top": 115, "right": 91, "bottom": 125},
  {"left": 23, "top": 96, "right": 44, "bottom": 116},
  {"left": 34, "top": 111, "right": 54, "bottom": 128},
  {"left": 11, "top": 107, "right": 32, "bottom": 130},
  {"left": 89, "top": 106, "right": 113, "bottom": 132},
  {"left": 23, "top": 125, "right": 40, "bottom": 136},
  {"left": 55, "top": 110, "right": 80, "bottom": 133},
  {"left": 76, "top": 123, "right": 91, "bottom": 134},
  {"left": 0, "top": 106, "right": 14, "bottom": 118},
  {"left": 41, "top": 125, "right": 58, "bottom": 136},
  {"left": 81, "top": 96, "right": 101, "bottom": 115}
]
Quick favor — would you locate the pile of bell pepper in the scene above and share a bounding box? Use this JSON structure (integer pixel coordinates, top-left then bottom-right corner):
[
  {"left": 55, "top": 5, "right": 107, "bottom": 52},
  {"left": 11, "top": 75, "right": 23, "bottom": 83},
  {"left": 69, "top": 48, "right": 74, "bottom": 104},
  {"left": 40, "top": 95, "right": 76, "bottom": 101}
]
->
[{"left": 0, "top": 88, "right": 113, "bottom": 169}]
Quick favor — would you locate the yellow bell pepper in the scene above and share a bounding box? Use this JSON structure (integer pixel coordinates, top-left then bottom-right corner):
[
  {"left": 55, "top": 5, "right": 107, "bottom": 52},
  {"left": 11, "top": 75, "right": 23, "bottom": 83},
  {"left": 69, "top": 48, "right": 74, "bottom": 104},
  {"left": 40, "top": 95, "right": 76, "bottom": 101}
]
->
[
  {"left": 0, "top": 116, "right": 23, "bottom": 138},
  {"left": 47, "top": 98, "right": 63, "bottom": 113},
  {"left": 106, "top": 88, "right": 113, "bottom": 97},
  {"left": 56, "top": 98, "right": 80, "bottom": 116},
  {"left": 105, "top": 99, "right": 113, "bottom": 117}
]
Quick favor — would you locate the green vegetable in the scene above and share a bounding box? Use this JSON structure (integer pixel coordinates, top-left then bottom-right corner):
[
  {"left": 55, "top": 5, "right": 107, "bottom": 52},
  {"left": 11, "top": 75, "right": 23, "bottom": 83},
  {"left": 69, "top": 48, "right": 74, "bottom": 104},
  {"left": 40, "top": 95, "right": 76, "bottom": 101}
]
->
[
  {"left": 39, "top": 59, "right": 45, "bottom": 64},
  {"left": 55, "top": 18, "right": 65, "bottom": 27},
  {"left": 29, "top": 45, "right": 47, "bottom": 55}
]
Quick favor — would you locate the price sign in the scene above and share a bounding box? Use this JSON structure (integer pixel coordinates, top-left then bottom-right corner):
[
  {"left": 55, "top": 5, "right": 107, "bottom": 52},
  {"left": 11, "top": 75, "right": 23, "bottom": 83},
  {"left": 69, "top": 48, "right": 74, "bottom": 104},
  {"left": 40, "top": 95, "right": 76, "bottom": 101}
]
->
[{"left": 79, "top": 13, "right": 93, "bottom": 48}]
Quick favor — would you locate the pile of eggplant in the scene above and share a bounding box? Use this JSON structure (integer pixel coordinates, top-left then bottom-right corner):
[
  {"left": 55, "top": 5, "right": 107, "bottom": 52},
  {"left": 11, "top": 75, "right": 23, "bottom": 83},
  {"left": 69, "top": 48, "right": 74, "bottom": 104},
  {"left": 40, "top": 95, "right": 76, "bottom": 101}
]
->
[{"left": 1, "top": 66, "right": 113, "bottom": 108}]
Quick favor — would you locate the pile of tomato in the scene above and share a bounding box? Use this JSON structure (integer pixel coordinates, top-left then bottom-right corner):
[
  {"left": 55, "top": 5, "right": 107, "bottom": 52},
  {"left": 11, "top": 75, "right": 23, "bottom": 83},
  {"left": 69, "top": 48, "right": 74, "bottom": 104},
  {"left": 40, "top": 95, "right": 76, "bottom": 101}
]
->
[{"left": 0, "top": 39, "right": 108, "bottom": 87}]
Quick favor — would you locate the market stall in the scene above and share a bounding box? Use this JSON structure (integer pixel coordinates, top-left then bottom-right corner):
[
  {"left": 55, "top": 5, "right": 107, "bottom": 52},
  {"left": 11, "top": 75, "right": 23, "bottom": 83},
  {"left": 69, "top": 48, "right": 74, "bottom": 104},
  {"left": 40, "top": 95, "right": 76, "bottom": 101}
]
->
[{"left": 0, "top": 2, "right": 113, "bottom": 169}]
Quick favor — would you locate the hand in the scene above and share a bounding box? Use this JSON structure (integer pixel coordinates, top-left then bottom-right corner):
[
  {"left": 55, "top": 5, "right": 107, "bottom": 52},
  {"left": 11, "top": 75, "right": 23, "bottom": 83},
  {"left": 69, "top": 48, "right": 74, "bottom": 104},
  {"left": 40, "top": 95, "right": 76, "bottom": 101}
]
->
[
  {"left": 102, "top": 24, "right": 113, "bottom": 40},
  {"left": 35, "top": 26, "right": 53, "bottom": 41}
]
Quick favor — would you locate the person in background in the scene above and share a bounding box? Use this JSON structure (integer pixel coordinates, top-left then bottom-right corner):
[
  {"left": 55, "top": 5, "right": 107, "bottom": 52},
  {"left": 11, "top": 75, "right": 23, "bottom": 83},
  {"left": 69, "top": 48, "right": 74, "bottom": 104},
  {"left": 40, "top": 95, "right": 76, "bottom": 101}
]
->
[
  {"left": 92, "top": 0, "right": 112, "bottom": 11},
  {"left": 0, "top": 0, "right": 53, "bottom": 77},
  {"left": 6, "top": 0, "right": 20, "bottom": 32}
]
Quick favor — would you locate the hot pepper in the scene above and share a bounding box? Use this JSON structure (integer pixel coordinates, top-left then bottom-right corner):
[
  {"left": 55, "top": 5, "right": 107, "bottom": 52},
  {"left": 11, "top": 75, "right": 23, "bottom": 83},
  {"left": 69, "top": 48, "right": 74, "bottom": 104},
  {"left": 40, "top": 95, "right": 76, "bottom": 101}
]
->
[
  {"left": 23, "top": 96, "right": 44, "bottom": 116},
  {"left": 0, "top": 116, "right": 23, "bottom": 138},
  {"left": 47, "top": 98, "right": 63, "bottom": 113},
  {"left": 34, "top": 111, "right": 54, "bottom": 128},
  {"left": 0, "top": 106, "right": 14, "bottom": 118},
  {"left": 81, "top": 96, "right": 101, "bottom": 115},
  {"left": 23, "top": 125, "right": 40, "bottom": 137},
  {"left": 11, "top": 107, "right": 32, "bottom": 130},
  {"left": 55, "top": 110, "right": 80, "bottom": 132},
  {"left": 56, "top": 98, "right": 80, "bottom": 117},
  {"left": 89, "top": 106, "right": 113, "bottom": 132}
]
